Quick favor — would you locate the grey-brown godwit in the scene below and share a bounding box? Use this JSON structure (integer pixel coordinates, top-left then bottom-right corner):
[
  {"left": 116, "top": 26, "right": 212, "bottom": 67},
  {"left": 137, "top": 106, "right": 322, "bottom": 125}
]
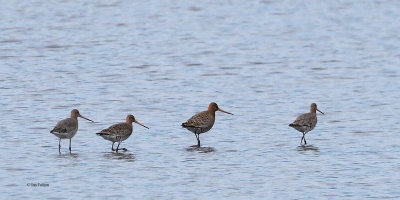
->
[
  {"left": 50, "top": 109, "right": 94, "bottom": 153},
  {"left": 182, "top": 102, "right": 233, "bottom": 147},
  {"left": 96, "top": 114, "right": 149, "bottom": 152},
  {"left": 289, "top": 103, "right": 324, "bottom": 145}
]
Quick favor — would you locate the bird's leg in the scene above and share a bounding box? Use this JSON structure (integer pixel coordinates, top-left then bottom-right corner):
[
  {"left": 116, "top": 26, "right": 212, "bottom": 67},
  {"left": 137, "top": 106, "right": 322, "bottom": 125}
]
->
[
  {"left": 111, "top": 142, "right": 115, "bottom": 151},
  {"left": 303, "top": 133, "right": 307, "bottom": 145},
  {"left": 59, "top": 138, "right": 61, "bottom": 153},
  {"left": 196, "top": 134, "right": 201, "bottom": 147},
  {"left": 116, "top": 142, "right": 121, "bottom": 152},
  {"left": 69, "top": 139, "right": 72, "bottom": 152},
  {"left": 300, "top": 135, "right": 304, "bottom": 145},
  {"left": 115, "top": 141, "right": 127, "bottom": 152},
  {"left": 191, "top": 133, "right": 200, "bottom": 147}
]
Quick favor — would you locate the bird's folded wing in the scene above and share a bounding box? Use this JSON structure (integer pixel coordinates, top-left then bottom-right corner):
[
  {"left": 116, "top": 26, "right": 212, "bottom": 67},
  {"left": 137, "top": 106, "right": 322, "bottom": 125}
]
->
[
  {"left": 291, "top": 113, "right": 313, "bottom": 126},
  {"left": 183, "top": 111, "right": 210, "bottom": 128},
  {"left": 97, "top": 123, "right": 131, "bottom": 136},
  {"left": 51, "top": 118, "right": 75, "bottom": 133}
]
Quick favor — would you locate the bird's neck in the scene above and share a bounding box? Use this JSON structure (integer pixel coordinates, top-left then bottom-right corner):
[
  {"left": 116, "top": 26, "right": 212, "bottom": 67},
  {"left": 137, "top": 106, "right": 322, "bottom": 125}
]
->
[
  {"left": 71, "top": 116, "right": 78, "bottom": 120},
  {"left": 126, "top": 121, "right": 133, "bottom": 127},
  {"left": 210, "top": 110, "right": 216, "bottom": 118}
]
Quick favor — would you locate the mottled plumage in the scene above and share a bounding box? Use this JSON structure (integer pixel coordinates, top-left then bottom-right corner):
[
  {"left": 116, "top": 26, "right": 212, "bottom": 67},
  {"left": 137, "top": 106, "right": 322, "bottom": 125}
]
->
[
  {"left": 50, "top": 109, "right": 93, "bottom": 152},
  {"left": 182, "top": 110, "right": 215, "bottom": 134},
  {"left": 182, "top": 102, "right": 233, "bottom": 147},
  {"left": 97, "top": 114, "right": 149, "bottom": 151},
  {"left": 289, "top": 103, "right": 324, "bottom": 145},
  {"left": 97, "top": 123, "right": 133, "bottom": 143}
]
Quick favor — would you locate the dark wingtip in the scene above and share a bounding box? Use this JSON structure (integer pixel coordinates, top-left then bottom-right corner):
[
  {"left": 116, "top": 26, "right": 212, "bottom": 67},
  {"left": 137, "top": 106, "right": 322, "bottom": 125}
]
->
[
  {"left": 97, "top": 132, "right": 110, "bottom": 136},
  {"left": 181, "top": 123, "right": 186, "bottom": 127}
]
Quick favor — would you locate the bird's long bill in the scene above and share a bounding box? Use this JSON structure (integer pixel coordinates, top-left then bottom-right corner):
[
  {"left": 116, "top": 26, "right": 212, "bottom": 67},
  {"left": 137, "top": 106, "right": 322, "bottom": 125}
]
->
[
  {"left": 135, "top": 120, "right": 149, "bottom": 129},
  {"left": 79, "top": 114, "right": 94, "bottom": 122},
  {"left": 317, "top": 108, "right": 324, "bottom": 115},
  {"left": 218, "top": 108, "right": 234, "bottom": 115}
]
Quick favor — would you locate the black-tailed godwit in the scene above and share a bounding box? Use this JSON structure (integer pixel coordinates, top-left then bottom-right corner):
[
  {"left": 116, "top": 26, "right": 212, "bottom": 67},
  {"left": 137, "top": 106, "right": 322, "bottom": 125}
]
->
[
  {"left": 182, "top": 102, "right": 233, "bottom": 147},
  {"left": 289, "top": 103, "right": 324, "bottom": 145},
  {"left": 50, "top": 109, "right": 94, "bottom": 153},
  {"left": 96, "top": 114, "right": 149, "bottom": 152}
]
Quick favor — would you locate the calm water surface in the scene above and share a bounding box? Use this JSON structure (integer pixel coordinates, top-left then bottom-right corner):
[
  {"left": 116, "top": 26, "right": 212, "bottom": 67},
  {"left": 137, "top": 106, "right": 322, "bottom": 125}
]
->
[{"left": 1, "top": 0, "right": 400, "bottom": 199}]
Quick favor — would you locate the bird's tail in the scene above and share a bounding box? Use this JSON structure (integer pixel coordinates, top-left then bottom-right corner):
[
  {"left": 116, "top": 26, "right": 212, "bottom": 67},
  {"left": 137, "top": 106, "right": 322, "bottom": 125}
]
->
[
  {"left": 182, "top": 122, "right": 197, "bottom": 128},
  {"left": 50, "top": 128, "right": 65, "bottom": 134},
  {"left": 289, "top": 123, "right": 300, "bottom": 128},
  {"left": 96, "top": 132, "right": 109, "bottom": 136}
]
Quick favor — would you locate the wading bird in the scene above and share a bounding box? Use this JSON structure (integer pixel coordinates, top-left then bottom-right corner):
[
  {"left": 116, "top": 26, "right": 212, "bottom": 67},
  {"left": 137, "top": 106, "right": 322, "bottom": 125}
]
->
[
  {"left": 97, "top": 114, "right": 149, "bottom": 152},
  {"left": 289, "top": 103, "right": 324, "bottom": 145},
  {"left": 50, "top": 109, "right": 94, "bottom": 153},
  {"left": 182, "top": 102, "right": 233, "bottom": 147}
]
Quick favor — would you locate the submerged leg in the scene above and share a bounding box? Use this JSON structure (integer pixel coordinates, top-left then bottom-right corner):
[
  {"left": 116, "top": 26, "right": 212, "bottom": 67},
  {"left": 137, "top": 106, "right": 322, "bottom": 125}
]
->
[
  {"left": 59, "top": 138, "right": 61, "bottom": 153},
  {"left": 69, "top": 139, "right": 72, "bottom": 152}
]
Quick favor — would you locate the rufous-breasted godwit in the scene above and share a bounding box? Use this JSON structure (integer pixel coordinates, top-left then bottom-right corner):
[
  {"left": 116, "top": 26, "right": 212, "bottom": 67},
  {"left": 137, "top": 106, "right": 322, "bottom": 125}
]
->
[
  {"left": 289, "top": 103, "right": 324, "bottom": 145},
  {"left": 182, "top": 102, "right": 233, "bottom": 147},
  {"left": 96, "top": 114, "right": 149, "bottom": 152},
  {"left": 50, "top": 109, "right": 94, "bottom": 153}
]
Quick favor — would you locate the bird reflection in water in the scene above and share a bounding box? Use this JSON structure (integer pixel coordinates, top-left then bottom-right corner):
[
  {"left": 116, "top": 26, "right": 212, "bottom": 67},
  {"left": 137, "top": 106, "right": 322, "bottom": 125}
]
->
[
  {"left": 185, "top": 146, "right": 216, "bottom": 153},
  {"left": 103, "top": 151, "right": 135, "bottom": 162},
  {"left": 296, "top": 145, "right": 319, "bottom": 152},
  {"left": 57, "top": 152, "right": 79, "bottom": 158}
]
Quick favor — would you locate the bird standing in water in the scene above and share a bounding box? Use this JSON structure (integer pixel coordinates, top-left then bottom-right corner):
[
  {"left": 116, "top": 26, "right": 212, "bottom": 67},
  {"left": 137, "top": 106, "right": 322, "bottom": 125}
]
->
[
  {"left": 50, "top": 109, "right": 94, "bottom": 153},
  {"left": 97, "top": 114, "right": 149, "bottom": 152},
  {"left": 289, "top": 103, "right": 324, "bottom": 145},
  {"left": 182, "top": 102, "right": 233, "bottom": 147}
]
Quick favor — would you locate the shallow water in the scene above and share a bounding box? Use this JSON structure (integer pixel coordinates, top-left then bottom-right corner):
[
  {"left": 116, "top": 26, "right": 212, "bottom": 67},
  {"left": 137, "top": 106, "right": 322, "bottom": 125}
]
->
[{"left": 1, "top": 0, "right": 400, "bottom": 199}]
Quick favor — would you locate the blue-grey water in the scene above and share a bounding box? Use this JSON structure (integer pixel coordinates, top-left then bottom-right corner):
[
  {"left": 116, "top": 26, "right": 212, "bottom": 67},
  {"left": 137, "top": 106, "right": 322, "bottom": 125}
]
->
[{"left": 1, "top": 0, "right": 400, "bottom": 199}]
